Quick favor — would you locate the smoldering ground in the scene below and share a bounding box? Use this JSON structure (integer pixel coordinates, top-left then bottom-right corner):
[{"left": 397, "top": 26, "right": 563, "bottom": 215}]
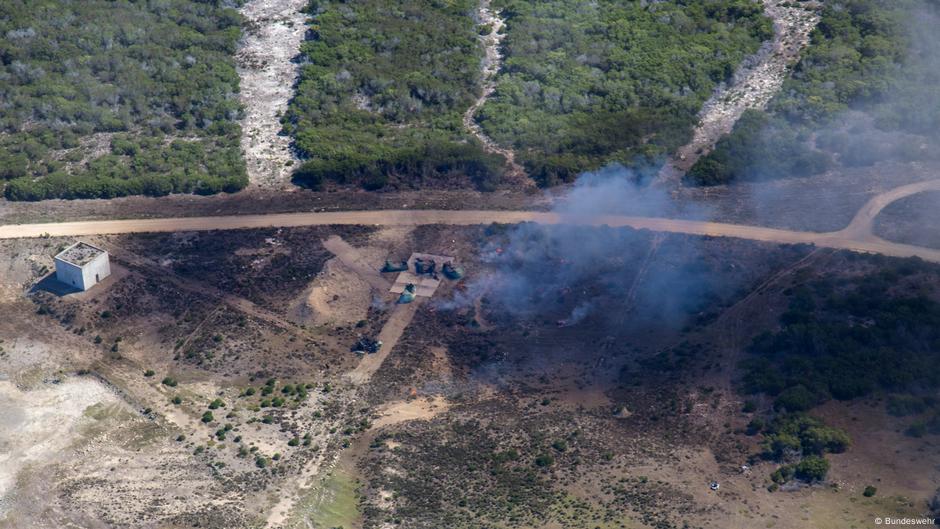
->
[{"left": 436, "top": 165, "right": 732, "bottom": 333}]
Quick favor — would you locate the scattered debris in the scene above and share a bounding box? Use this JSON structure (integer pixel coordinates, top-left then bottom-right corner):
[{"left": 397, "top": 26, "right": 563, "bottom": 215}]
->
[{"left": 352, "top": 335, "right": 383, "bottom": 354}]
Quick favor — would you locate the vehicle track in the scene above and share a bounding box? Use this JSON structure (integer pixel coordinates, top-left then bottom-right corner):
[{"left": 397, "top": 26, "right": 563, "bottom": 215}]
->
[{"left": 3, "top": 181, "right": 940, "bottom": 261}]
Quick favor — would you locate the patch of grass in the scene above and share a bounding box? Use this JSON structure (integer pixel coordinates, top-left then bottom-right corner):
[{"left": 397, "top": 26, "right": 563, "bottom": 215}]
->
[{"left": 292, "top": 463, "right": 360, "bottom": 529}]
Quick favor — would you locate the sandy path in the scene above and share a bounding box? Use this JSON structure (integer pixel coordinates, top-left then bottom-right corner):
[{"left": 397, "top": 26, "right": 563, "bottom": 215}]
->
[
  {"left": 463, "top": 0, "right": 529, "bottom": 187},
  {"left": 237, "top": 0, "right": 307, "bottom": 188},
  {"left": 4, "top": 180, "right": 940, "bottom": 261},
  {"left": 321, "top": 235, "right": 392, "bottom": 291},
  {"left": 346, "top": 300, "right": 423, "bottom": 385},
  {"left": 657, "top": 1, "right": 821, "bottom": 185}
]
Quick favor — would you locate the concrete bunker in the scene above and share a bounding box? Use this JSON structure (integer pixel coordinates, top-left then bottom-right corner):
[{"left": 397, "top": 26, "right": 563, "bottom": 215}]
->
[{"left": 54, "top": 241, "right": 111, "bottom": 292}]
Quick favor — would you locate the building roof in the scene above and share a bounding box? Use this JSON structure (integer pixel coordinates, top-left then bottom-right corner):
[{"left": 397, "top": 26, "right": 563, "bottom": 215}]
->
[{"left": 55, "top": 242, "right": 107, "bottom": 267}]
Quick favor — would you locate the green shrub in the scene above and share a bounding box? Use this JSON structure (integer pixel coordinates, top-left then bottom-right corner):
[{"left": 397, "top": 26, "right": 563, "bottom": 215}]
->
[
  {"left": 0, "top": 0, "right": 247, "bottom": 200},
  {"left": 286, "top": 0, "right": 502, "bottom": 191},
  {"left": 887, "top": 395, "right": 929, "bottom": 417},
  {"left": 534, "top": 454, "right": 555, "bottom": 467},
  {"left": 794, "top": 455, "right": 830, "bottom": 482},
  {"left": 774, "top": 385, "right": 818, "bottom": 412}
]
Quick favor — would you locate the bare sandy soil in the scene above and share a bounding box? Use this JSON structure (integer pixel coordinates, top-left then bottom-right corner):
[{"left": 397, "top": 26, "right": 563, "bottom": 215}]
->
[
  {"left": 0, "top": 379, "right": 119, "bottom": 505},
  {"left": 370, "top": 396, "right": 451, "bottom": 429},
  {"left": 237, "top": 0, "right": 307, "bottom": 188}
]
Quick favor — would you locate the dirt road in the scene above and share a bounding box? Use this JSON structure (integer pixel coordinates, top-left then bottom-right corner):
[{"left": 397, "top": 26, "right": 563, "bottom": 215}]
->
[
  {"left": 321, "top": 235, "right": 392, "bottom": 291},
  {"left": 345, "top": 300, "right": 423, "bottom": 385},
  {"left": 3, "top": 180, "right": 940, "bottom": 261},
  {"left": 839, "top": 179, "right": 940, "bottom": 241}
]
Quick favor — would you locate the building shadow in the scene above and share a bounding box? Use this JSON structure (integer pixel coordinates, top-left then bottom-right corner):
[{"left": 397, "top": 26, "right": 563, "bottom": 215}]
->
[{"left": 30, "top": 273, "right": 82, "bottom": 297}]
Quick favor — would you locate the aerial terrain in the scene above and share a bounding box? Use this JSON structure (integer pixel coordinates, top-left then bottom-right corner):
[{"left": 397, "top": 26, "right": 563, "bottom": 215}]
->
[{"left": 1, "top": 0, "right": 940, "bottom": 528}]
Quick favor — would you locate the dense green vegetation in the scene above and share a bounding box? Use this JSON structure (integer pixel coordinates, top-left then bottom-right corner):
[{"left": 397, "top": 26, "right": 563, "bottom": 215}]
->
[
  {"left": 747, "top": 412, "right": 848, "bottom": 486},
  {"left": 478, "top": 0, "right": 772, "bottom": 186},
  {"left": 741, "top": 256, "right": 940, "bottom": 483},
  {"left": 0, "top": 0, "right": 247, "bottom": 200},
  {"left": 286, "top": 0, "right": 505, "bottom": 191},
  {"left": 741, "top": 261, "right": 940, "bottom": 408},
  {"left": 688, "top": 0, "right": 940, "bottom": 185}
]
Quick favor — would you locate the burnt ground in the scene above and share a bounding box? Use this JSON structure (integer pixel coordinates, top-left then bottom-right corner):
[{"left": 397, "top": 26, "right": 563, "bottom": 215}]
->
[
  {"left": 348, "top": 226, "right": 940, "bottom": 529},
  {"left": 874, "top": 190, "right": 940, "bottom": 249},
  {"left": 4, "top": 224, "right": 940, "bottom": 528},
  {"left": 30, "top": 226, "right": 379, "bottom": 380}
]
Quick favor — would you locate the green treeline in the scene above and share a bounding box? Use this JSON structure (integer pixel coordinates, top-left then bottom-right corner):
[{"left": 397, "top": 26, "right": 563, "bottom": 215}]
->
[
  {"left": 742, "top": 259, "right": 940, "bottom": 409},
  {"left": 479, "top": 0, "right": 772, "bottom": 186},
  {"left": 0, "top": 0, "right": 247, "bottom": 200},
  {"left": 286, "top": 0, "right": 505, "bottom": 191},
  {"left": 688, "top": 0, "right": 940, "bottom": 185},
  {"left": 740, "top": 257, "right": 940, "bottom": 485}
]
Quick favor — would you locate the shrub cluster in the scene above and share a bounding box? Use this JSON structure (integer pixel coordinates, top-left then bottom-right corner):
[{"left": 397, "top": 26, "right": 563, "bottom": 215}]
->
[{"left": 0, "top": 0, "right": 247, "bottom": 200}]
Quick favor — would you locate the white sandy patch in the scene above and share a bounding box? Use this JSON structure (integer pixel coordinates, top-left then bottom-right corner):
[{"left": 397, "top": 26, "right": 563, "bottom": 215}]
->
[
  {"left": 237, "top": 0, "right": 307, "bottom": 188},
  {"left": 0, "top": 379, "right": 118, "bottom": 499}
]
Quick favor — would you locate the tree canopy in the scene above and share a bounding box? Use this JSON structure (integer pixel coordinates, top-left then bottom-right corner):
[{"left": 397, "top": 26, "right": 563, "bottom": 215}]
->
[
  {"left": 0, "top": 0, "right": 247, "bottom": 200},
  {"left": 688, "top": 0, "right": 940, "bottom": 185},
  {"left": 285, "top": 0, "right": 505, "bottom": 191},
  {"left": 479, "top": 0, "right": 772, "bottom": 186}
]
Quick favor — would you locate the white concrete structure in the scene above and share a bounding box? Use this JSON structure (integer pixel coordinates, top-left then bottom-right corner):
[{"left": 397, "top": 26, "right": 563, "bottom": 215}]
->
[{"left": 54, "top": 242, "right": 111, "bottom": 291}]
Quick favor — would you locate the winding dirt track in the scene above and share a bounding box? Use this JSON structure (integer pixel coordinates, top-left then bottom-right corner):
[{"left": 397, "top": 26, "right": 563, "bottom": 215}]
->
[{"left": 3, "top": 181, "right": 940, "bottom": 262}]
